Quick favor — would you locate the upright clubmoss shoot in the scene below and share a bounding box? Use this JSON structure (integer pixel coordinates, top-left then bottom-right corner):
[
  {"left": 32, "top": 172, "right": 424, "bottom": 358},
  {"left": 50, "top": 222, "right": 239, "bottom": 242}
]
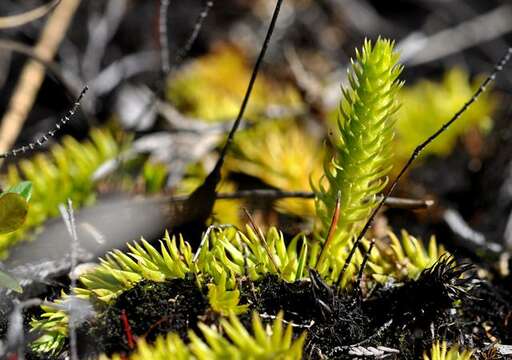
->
[{"left": 314, "top": 38, "right": 403, "bottom": 265}]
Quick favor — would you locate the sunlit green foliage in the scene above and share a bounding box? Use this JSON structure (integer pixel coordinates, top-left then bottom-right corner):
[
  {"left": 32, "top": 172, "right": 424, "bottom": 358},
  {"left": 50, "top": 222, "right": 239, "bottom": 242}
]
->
[
  {"left": 0, "top": 128, "right": 121, "bottom": 257},
  {"left": 423, "top": 341, "right": 474, "bottom": 360},
  {"left": 314, "top": 38, "right": 403, "bottom": 260},
  {"left": 0, "top": 181, "right": 32, "bottom": 292},
  {"left": 207, "top": 271, "right": 248, "bottom": 315},
  {"left": 227, "top": 120, "right": 323, "bottom": 218},
  {"left": 0, "top": 181, "right": 31, "bottom": 234},
  {"left": 103, "top": 312, "right": 306, "bottom": 360},
  {"left": 102, "top": 333, "right": 190, "bottom": 360},
  {"left": 142, "top": 161, "right": 168, "bottom": 194},
  {"left": 371, "top": 230, "right": 448, "bottom": 282},
  {"left": 167, "top": 45, "right": 302, "bottom": 122},
  {"left": 30, "top": 295, "right": 69, "bottom": 355},
  {"left": 76, "top": 232, "right": 192, "bottom": 303},
  {"left": 397, "top": 68, "right": 496, "bottom": 160}
]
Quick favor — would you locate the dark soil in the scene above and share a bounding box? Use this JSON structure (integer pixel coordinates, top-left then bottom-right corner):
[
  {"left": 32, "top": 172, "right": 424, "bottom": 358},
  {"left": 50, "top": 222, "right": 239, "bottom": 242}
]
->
[
  {"left": 14, "top": 255, "right": 512, "bottom": 359},
  {"left": 79, "top": 278, "right": 208, "bottom": 357}
]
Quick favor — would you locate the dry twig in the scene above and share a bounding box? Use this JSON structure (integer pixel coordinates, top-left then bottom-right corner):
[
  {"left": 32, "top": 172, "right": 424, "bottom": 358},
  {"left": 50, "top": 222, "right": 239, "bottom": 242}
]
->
[{"left": 0, "top": 0, "right": 81, "bottom": 154}]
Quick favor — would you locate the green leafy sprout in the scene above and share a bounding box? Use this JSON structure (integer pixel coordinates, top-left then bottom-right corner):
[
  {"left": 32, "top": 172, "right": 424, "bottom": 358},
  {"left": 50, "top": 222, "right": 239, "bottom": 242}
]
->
[{"left": 29, "top": 37, "right": 455, "bottom": 357}]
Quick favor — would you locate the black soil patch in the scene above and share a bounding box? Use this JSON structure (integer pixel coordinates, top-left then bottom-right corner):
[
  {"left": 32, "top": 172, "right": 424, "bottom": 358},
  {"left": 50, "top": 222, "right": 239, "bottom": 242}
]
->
[
  {"left": 239, "top": 259, "right": 479, "bottom": 359},
  {"left": 24, "top": 258, "right": 512, "bottom": 359},
  {"left": 242, "top": 272, "right": 371, "bottom": 359},
  {"left": 79, "top": 278, "right": 207, "bottom": 357}
]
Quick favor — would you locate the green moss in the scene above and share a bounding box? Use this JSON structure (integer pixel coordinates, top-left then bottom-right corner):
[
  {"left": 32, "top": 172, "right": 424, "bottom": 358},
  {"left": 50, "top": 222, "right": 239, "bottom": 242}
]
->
[
  {"left": 396, "top": 68, "right": 496, "bottom": 160},
  {"left": 0, "top": 128, "right": 121, "bottom": 257},
  {"left": 423, "top": 341, "right": 474, "bottom": 360},
  {"left": 167, "top": 45, "right": 302, "bottom": 122}
]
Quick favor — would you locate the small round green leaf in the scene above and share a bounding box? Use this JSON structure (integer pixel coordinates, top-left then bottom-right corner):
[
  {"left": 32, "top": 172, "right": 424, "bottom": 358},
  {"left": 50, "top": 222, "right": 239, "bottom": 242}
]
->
[
  {"left": 6, "top": 181, "right": 32, "bottom": 201},
  {"left": 0, "top": 192, "right": 29, "bottom": 234},
  {"left": 0, "top": 270, "right": 22, "bottom": 293}
]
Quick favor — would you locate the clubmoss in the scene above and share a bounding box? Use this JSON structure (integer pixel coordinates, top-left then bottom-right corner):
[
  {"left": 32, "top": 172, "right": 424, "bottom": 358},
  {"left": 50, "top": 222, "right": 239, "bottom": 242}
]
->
[
  {"left": 25, "top": 37, "right": 487, "bottom": 360},
  {"left": 313, "top": 38, "right": 403, "bottom": 267},
  {"left": 396, "top": 68, "right": 496, "bottom": 160},
  {"left": 0, "top": 128, "right": 122, "bottom": 257},
  {"left": 226, "top": 120, "right": 323, "bottom": 219},
  {"left": 101, "top": 311, "right": 306, "bottom": 360},
  {"left": 423, "top": 341, "right": 474, "bottom": 360},
  {"left": 167, "top": 45, "right": 302, "bottom": 122}
]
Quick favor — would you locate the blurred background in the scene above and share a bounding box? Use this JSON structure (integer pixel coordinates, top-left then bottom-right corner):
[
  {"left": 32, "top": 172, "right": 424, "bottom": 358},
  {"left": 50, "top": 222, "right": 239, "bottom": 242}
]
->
[{"left": 0, "top": 0, "right": 512, "bottom": 267}]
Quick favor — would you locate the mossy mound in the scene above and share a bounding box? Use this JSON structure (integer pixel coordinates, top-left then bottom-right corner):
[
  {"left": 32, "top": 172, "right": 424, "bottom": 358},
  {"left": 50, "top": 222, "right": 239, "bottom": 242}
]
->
[{"left": 80, "top": 279, "right": 208, "bottom": 357}]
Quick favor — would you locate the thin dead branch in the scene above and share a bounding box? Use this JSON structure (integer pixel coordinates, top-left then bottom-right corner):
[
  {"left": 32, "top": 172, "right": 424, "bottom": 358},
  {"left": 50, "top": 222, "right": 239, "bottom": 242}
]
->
[
  {"left": 398, "top": 4, "right": 512, "bottom": 66},
  {"left": 0, "top": 0, "right": 81, "bottom": 154},
  {"left": 181, "top": 0, "right": 284, "bottom": 233},
  {"left": 0, "top": 0, "right": 60, "bottom": 29}
]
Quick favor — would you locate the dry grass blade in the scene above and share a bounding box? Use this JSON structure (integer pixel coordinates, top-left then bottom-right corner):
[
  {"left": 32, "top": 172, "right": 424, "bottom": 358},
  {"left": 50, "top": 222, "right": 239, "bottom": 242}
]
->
[
  {"left": 243, "top": 208, "right": 280, "bottom": 274},
  {"left": 0, "top": 0, "right": 81, "bottom": 155},
  {"left": 0, "top": 0, "right": 61, "bottom": 29},
  {"left": 58, "top": 199, "right": 79, "bottom": 360}
]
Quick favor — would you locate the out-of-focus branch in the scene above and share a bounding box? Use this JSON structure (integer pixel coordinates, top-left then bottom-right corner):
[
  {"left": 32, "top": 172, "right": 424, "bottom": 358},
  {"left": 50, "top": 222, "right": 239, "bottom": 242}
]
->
[
  {"left": 0, "top": 0, "right": 60, "bottom": 29},
  {"left": 0, "top": 0, "right": 81, "bottom": 154},
  {"left": 169, "top": 189, "right": 434, "bottom": 210},
  {"left": 398, "top": 4, "right": 512, "bottom": 66},
  {"left": 83, "top": 0, "right": 127, "bottom": 82}
]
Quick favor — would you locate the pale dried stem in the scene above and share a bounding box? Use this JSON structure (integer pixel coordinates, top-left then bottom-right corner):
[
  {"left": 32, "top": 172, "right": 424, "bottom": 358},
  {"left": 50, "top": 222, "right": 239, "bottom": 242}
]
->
[{"left": 0, "top": 0, "right": 81, "bottom": 154}]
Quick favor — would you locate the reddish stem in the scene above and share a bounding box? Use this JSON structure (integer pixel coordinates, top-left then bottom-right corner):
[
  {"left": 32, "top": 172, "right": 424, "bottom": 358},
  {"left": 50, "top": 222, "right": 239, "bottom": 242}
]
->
[
  {"left": 316, "top": 191, "right": 341, "bottom": 270},
  {"left": 120, "top": 309, "right": 135, "bottom": 350}
]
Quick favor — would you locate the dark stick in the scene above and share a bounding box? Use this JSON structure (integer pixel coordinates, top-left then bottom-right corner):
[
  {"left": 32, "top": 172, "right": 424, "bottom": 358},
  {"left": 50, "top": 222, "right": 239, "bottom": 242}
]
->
[
  {"left": 214, "top": 0, "right": 283, "bottom": 172},
  {"left": 124, "top": 0, "right": 214, "bottom": 129},
  {"left": 337, "top": 46, "right": 512, "bottom": 287},
  {"left": 181, "top": 0, "right": 284, "bottom": 231},
  {"left": 174, "top": 1, "right": 213, "bottom": 67},
  {"left": 169, "top": 189, "right": 432, "bottom": 210},
  {"left": 0, "top": 86, "right": 88, "bottom": 159},
  {"left": 243, "top": 208, "right": 280, "bottom": 273},
  {"left": 356, "top": 238, "right": 375, "bottom": 291},
  {"left": 159, "top": 0, "right": 171, "bottom": 75}
]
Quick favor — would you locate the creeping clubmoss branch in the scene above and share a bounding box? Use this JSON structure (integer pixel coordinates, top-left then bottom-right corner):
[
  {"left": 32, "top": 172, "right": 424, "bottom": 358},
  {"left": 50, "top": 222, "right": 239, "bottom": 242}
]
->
[
  {"left": 227, "top": 120, "right": 322, "bottom": 218},
  {"left": 342, "top": 46, "right": 512, "bottom": 281}
]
